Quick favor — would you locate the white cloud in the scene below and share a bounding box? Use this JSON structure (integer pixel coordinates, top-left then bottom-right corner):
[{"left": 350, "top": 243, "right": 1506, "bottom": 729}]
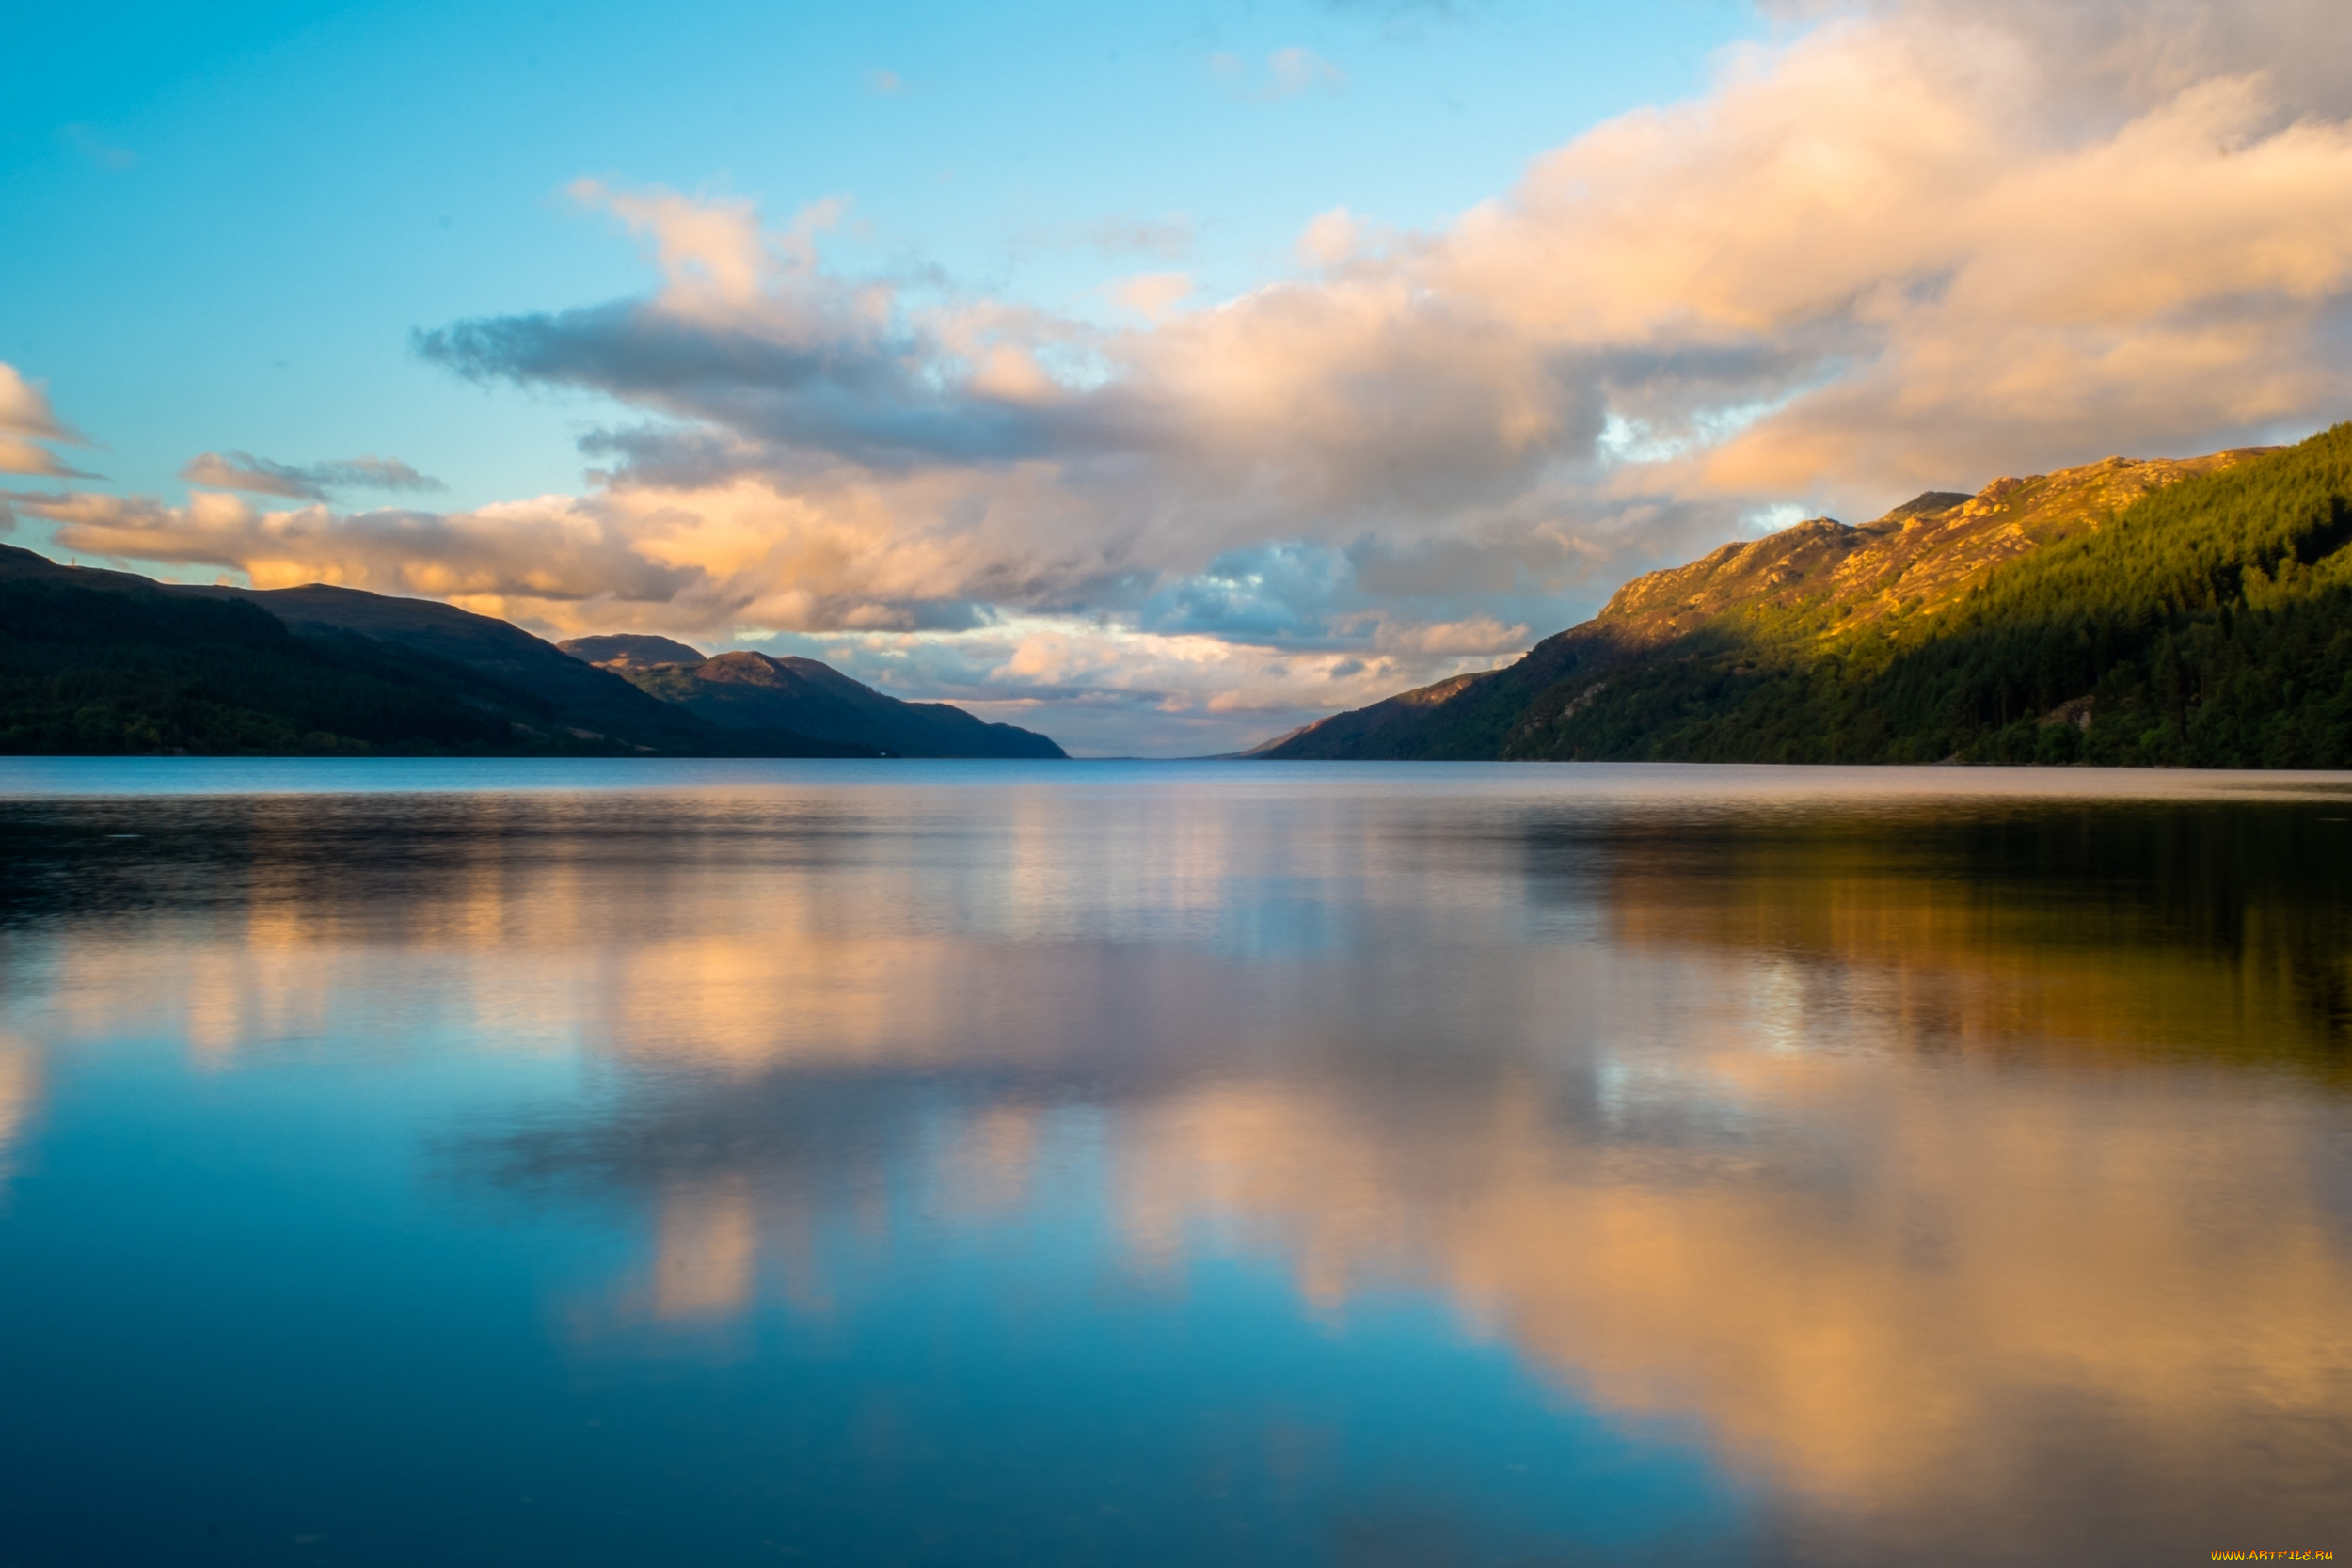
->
[
  {"left": 743, "top": 615, "right": 1519, "bottom": 755},
  {"left": 1296, "top": 209, "right": 1360, "bottom": 268}
]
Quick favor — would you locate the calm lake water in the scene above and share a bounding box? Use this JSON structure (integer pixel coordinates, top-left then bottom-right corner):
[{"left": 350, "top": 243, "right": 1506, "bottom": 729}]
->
[{"left": 1, "top": 759, "right": 2347, "bottom": 1567}]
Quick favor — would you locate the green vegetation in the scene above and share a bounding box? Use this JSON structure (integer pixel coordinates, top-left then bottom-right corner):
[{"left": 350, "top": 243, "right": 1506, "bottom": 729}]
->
[
  {"left": 1275, "top": 424, "right": 2352, "bottom": 768},
  {"left": 1525, "top": 423, "right": 2352, "bottom": 766}
]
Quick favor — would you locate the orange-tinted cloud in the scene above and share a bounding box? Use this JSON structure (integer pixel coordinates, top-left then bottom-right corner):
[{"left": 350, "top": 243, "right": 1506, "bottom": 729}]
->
[{"left": 0, "top": 363, "right": 96, "bottom": 479}]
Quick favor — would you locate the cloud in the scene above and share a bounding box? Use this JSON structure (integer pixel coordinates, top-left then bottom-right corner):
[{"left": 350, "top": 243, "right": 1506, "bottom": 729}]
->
[
  {"left": 0, "top": 364, "right": 97, "bottom": 478},
  {"left": 1764, "top": 0, "right": 2352, "bottom": 119},
  {"left": 1296, "top": 209, "right": 1360, "bottom": 267},
  {"left": 0, "top": 365, "right": 77, "bottom": 442},
  {"left": 0, "top": 438, "right": 89, "bottom": 480},
  {"left": 1112, "top": 272, "right": 1194, "bottom": 322},
  {"left": 867, "top": 69, "right": 904, "bottom": 95},
  {"left": 179, "top": 451, "right": 447, "bottom": 500},
  {"left": 739, "top": 616, "right": 1518, "bottom": 755},
  {"left": 420, "top": 174, "right": 1602, "bottom": 508},
  {"left": 11, "top": 488, "right": 698, "bottom": 610},
  {"left": 39, "top": 0, "right": 2352, "bottom": 753}
]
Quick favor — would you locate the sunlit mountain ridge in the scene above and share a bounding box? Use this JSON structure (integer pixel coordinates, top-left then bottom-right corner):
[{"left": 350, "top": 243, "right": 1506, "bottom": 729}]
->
[{"left": 1263, "top": 426, "right": 2352, "bottom": 767}]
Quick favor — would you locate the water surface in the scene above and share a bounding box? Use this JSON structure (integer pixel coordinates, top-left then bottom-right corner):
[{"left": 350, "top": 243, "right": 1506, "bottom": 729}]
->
[{"left": 1, "top": 760, "right": 2347, "bottom": 1566}]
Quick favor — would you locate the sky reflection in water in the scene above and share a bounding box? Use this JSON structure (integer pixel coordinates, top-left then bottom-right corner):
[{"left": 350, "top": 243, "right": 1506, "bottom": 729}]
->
[{"left": 1, "top": 760, "right": 2348, "bottom": 1567}]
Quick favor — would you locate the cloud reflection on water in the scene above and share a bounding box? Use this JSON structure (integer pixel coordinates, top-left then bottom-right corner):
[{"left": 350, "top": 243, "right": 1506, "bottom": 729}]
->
[
  {"left": 0, "top": 1032, "right": 38, "bottom": 1193},
  {"left": 2, "top": 767, "right": 2348, "bottom": 1561}
]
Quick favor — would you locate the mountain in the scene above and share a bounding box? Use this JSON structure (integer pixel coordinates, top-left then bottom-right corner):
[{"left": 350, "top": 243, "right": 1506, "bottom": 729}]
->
[
  {"left": 174, "top": 581, "right": 763, "bottom": 752},
  {"left": 1261, "top": 424, "right": 2352, "bottom": 768},
  {"left": 0, "top": 545, "right": 867, "bottom": 756},
  {"left": 557, "top": 634, "right": 707, "bottom": 670},
  {"left": 559, "top": 642, "right": 1068, "bottom": 759}
]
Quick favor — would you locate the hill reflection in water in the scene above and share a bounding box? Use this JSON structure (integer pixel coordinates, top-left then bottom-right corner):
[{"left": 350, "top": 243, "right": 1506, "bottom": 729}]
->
[{"left": 0, "top": 762, "right": 2346, "bottom": 1565}]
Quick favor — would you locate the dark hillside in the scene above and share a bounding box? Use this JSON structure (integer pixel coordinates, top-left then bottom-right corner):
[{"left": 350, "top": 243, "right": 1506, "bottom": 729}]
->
[
  {"left": 0, "top": 546, "right": 866, "bottom": 755},
  {"left": 178, "top": 582, "right": 727, "bottom": 751},
  {"left": 0, "top": 565, "right": 533, "bottom": 754},
  {"left": 608, "top": 650, "right": 1067, "bottom": 759}
]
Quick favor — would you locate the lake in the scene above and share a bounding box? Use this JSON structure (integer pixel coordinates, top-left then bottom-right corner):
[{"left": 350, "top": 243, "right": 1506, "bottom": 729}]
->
[{"left": 0, "top": 759, "right": 2346, "bottom": 1566}]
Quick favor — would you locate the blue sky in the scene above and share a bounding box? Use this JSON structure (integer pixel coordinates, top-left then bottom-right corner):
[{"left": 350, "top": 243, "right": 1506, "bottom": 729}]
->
[
  {"left": 7, "top": 0, "right": 2350, "bottom": 753},
  {"left": 5, "top": 0, "right": 1752, "bottom": 509}
]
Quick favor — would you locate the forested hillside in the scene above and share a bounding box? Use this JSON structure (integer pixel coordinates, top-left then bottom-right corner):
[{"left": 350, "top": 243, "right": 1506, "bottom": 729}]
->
[
  {"left": 0, "top": 546, "right": 868, "bottom": 756},
  {"left": 562, "top": 642, "right": 1068, "bottom": 758},
  {"left": 1263, "top": 424, "right": 2352, "bottom": 767},
  {"left": 0, "top": 569, "right": 529, "bottom": 755},
  {"left": 0, "top": 544, "right": 1065, "bottom": 758}
]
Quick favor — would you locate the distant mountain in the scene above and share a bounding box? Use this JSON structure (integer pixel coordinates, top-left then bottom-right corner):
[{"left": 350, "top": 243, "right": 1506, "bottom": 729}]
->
[
  {"left": 557, "top": 634, "right": 707, "bottom": 670},
  {"left": 1261, "top": 425, "right": 2352, "bottom": 768},
  {"left": 559, "top": 641, "right": 1067, "bottom": 759},
  {"left": 1207, "top": 721, "right": 1322, "bottom": 760},
  {"left": 173, "top": 582, "right": 758, "bottom": 753},
  {"left": 0, "top": 546, "right": 867, "bottom": 756}
]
